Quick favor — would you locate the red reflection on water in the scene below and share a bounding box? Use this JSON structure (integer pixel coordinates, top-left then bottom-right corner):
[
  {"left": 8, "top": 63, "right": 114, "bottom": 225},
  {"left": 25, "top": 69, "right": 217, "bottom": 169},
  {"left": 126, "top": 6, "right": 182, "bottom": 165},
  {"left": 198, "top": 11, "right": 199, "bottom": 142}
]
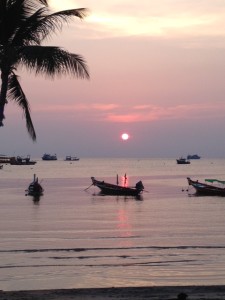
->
[{"left": 116, "top": 209, "right": 133, "bottom": 247}]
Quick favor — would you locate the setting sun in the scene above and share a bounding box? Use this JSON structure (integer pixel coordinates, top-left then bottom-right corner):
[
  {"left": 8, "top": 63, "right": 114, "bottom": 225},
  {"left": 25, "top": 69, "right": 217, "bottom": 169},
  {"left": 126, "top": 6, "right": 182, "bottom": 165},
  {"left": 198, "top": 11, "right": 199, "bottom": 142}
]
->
[{"left": 121, "top": 133, "right": 129, "bottom": 141}]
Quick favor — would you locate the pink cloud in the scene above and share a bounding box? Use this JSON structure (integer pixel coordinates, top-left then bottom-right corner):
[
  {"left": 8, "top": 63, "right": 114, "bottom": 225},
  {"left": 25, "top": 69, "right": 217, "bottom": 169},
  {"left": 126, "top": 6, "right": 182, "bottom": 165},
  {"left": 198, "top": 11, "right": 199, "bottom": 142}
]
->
[
  {"left": 105, "top": 114, "right": 141, "bottom": 123},
  {"left": 92, "top": 103, "right": 119, "bottom": 110},
  {"left": 15, "top": 101, "right": 225, "bottom": 123}
]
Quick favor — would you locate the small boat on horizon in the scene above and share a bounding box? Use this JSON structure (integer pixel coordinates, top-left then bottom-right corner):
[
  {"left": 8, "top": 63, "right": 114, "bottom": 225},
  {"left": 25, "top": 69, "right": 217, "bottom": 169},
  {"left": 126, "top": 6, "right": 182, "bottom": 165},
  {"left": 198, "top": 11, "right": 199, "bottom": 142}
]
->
[
  {"left": 176, "top": 157, "right": 190, "bottom": 164},
  {"left": 42, "top": 153, "right": 57, "bottom": 160},
  {"left": 0, "top": 155, "right": 14, "bottom": 164},
  {"left": 65, "top": 156, "right": 80, "bottom": 161},
  {"left": 90, "top": 177, "right": 144, "bottom": 196},
  {"left": 10, "top": 155, "right": 36, "bottom": 165},
  {"left": 187, "top": 177, "right": 225, "bottom": 196},
  {"left": 187, "top": 154, "right": 201, "bottom": 159}
]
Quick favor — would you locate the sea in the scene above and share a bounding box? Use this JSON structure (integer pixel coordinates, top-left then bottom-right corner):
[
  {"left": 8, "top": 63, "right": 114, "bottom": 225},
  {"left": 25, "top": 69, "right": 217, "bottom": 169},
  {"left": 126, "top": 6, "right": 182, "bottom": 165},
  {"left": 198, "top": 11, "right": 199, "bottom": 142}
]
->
[{"left": 1, "top": 158, "right": 225, "bottom": 291}]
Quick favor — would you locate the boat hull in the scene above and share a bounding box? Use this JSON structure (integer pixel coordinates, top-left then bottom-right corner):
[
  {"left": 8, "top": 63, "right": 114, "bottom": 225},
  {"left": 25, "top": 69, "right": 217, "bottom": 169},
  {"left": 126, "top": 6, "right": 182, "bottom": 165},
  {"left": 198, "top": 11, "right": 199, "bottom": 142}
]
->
[{"left": 10, "top": 161, "right": 36, "bottom": 165}]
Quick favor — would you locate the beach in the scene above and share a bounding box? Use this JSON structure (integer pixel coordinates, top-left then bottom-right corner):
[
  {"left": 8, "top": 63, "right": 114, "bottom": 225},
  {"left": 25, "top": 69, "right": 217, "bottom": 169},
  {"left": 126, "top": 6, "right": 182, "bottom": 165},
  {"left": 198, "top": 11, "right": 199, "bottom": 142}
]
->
[{"left": 1, "top": 286, "right": 225, "bottom": 299}]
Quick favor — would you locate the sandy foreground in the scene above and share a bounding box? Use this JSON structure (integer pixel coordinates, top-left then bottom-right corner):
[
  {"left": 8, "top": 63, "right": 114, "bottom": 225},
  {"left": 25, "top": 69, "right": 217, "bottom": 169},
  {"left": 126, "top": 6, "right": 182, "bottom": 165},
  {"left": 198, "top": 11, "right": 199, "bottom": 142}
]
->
[{"left": 1, "top": 286, "right": 225, "bottom": 300}]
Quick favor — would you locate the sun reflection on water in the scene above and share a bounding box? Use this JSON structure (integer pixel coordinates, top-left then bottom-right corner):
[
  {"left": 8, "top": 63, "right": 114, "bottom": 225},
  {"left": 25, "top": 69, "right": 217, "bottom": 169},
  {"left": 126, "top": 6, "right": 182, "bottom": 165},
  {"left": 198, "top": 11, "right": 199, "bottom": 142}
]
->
[{"left": 116, "top": 209, "right": 133, "bottom": 248}]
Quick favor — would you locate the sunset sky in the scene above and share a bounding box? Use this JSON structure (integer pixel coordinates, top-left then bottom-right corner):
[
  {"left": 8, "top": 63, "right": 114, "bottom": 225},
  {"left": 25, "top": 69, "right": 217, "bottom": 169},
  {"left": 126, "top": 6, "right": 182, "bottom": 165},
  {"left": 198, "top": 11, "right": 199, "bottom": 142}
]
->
[{"left": 1, "top": 0, "right": 225, "bottom": 158}]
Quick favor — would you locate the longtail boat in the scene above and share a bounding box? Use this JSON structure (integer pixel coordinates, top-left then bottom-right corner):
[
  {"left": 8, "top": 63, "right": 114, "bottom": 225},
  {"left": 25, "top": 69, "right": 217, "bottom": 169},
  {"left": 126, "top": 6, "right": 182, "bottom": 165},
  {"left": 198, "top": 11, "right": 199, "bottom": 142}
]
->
[
  {"left": 187, "top": 177, "right": 225, "bottom": 196},
  {"left": 91, "top": 177, "right": 144, "bottom": 196},
  {"left": 26, "top": 174, "right": 44, "bottom": 197}
]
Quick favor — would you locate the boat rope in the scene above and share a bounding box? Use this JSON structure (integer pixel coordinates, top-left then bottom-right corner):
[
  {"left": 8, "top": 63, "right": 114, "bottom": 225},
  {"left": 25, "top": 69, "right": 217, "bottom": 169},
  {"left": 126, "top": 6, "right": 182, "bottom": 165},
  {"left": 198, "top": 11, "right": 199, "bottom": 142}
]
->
[{"left": 84, "top": 183, "right": 93, "bottom": 191}]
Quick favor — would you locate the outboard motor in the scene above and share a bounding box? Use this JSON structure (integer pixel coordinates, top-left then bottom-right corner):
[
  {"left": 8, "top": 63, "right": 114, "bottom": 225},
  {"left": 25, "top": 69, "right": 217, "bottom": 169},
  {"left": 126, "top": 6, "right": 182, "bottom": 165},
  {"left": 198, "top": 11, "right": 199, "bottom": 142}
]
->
[{"left": 135, "top": 181, "right": 144, "bottom": 191}]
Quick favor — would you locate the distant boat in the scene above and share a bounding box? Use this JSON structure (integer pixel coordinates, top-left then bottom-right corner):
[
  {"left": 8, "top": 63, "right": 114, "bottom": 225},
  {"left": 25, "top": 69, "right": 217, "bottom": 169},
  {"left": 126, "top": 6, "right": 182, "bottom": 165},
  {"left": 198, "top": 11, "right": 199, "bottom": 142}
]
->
[
  {"left": 187, "top": 177, "right": 225, "bottom": 196},
  {"left": 176, "top": 157, "right": 190, "bottom": 164},
  {"left": 42, "top": 153, "right": 57, "bottom": 160},
  {"left": 187, "top": 154, "right": 201, "bottom": 159},
  {"left": 0, "top": 155, "right": 14, "bottom": 164},
  {"left": 65, "top": 156, "right": 80, "bottom": 161},
  {"left": 26, "top": 174, "right": 44, "bottom": 197},
  {"left": 91, "top": 177, "right": 144, "bottom": 196},
  {"left": 10, "top": 155, "right": 36, "bottom": 165}
]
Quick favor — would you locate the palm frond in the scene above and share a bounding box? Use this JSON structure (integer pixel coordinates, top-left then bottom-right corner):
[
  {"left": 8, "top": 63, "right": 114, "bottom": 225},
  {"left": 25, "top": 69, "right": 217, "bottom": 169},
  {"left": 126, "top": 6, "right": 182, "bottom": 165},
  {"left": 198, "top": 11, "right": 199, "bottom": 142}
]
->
[
  {"left": 0, "top": 0, "right": 27, "bottom": 44},
  {"left": 38, "top": 8, "right": 89, "bottom": 42},
  {"left": 12, "top": 7, "right": 89, "bottom": 45},
  {"left": 0, "top": 0, "right": 48, "bottom": 44},
  {"left": 12, "top": 7, "right": 47, "bottom": 46},
  {"left": 20, "top": 45, "right": 90, "bottom": 79},
  {"left": 7, "top": 72, "right": 36, "bottom": 141},
  {"left": 37, "top": 0, "right": 48, "bottom": 6},
  {"left": 0, "top": 1, "right": 89, "bottom": 140}
]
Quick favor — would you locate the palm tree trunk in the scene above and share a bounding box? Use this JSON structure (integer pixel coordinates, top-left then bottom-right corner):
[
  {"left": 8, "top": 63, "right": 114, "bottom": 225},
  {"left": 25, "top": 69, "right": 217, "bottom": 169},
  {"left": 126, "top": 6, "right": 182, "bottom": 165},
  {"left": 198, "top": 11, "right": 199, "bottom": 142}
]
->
[{"left": 0, "top": 71, "right": 9, "bottom": 126}]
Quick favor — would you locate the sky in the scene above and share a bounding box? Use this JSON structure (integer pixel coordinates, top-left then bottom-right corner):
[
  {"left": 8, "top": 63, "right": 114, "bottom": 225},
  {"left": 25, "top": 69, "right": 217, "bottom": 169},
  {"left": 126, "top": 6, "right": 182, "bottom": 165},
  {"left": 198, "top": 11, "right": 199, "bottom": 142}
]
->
[{"left": 1, "top": 0, "right": 225, "bottom": 158}]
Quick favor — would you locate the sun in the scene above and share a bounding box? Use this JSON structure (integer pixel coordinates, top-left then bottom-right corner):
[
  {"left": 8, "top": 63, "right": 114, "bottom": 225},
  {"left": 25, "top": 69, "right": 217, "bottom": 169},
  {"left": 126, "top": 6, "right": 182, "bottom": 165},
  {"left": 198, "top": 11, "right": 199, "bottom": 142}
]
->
[{"left": 121, "top": 133, "right": 129, "bottom": 141}]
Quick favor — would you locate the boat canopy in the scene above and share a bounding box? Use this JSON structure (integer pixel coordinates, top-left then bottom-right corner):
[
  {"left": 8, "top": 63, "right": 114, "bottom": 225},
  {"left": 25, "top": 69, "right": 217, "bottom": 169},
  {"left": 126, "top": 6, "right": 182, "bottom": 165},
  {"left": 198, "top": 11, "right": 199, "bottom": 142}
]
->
[{"left": 205, "top": 179, "right": 225, "bottom": 184}]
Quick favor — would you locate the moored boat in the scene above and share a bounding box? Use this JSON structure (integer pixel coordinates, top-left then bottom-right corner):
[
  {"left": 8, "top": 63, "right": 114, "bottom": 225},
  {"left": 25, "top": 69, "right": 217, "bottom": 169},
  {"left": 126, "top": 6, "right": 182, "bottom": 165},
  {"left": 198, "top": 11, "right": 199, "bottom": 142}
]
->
[
  {"left": 26, "top": 174, "right": 44, "bottom": 197},
  {"left": 177, "top": 157, "right": 190, "bottom": 164},
  {"left": 0, "top": 155, "right": 14, "bottom": 164},
  {"left": 10, "top": 155, "right": 36, "bottom": 165},
  {"left": 65, "top": 156, "right": 80, "bottom": 161},
  {"left": 42, "top": 153, "right": 57, "bottom": 160},
  {"left": 187, "top": 154, "right": 201, "bottom": 159},
  {"left": 91, "top": 177, "right": 144, "bottom": 196},
  {"left": 187, "top": 177, "right": 225, "bottom": 196}
]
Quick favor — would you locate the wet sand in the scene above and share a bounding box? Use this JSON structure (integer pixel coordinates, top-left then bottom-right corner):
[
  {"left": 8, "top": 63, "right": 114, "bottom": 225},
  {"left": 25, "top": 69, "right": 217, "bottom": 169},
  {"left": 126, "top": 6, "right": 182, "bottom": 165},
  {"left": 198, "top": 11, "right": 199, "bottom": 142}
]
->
[{"left": 1, "top": 285, "right": 225, "bottom": 300}]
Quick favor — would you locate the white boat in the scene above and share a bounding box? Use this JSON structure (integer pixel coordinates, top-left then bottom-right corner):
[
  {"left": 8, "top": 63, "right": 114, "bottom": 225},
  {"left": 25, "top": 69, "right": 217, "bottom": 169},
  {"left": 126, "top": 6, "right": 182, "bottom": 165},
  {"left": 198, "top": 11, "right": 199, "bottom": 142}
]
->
[
  {"left": 42, "top": 153, "right": 57, "bottom": 160},
  {"left": 65, "top": 156, "right": 79, "bottom": 161}
]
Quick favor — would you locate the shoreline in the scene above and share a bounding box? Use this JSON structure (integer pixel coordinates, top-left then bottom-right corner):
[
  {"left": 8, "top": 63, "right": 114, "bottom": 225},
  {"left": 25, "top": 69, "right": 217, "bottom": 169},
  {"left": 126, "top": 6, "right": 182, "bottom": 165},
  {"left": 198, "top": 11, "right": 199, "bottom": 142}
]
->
[{"left": 1, "top": 285, "right": 225, "bottom": 300}]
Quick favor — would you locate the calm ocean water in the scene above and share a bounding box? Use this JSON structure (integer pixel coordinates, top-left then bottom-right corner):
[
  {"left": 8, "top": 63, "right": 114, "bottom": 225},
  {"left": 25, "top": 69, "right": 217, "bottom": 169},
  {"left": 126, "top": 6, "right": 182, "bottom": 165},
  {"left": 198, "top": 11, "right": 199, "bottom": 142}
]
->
[{"left": 1, "top": 158, "right": 225, "bottom": 291}]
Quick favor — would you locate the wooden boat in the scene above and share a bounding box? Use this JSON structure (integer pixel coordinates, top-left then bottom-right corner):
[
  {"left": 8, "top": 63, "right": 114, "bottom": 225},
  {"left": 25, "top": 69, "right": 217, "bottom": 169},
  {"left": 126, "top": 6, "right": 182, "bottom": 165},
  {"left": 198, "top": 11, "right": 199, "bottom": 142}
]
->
[
  {"left": 42, "top": 153, "right": 57, "bottom": 160},
  {"left": 177, "top": 157, "right": 190, "bottom": 164},
  {"left": 65, "top": 156, "right": 80, "bottom": 161},
  {"left": 91, "top": 177, "right": 144, "bottom": 196},
  {"left": 26, "top": 174, "right": 44, "bottom": 197},
  {"left": 187, "top": 177, "right": 225, "bottom": 196},
  {"left": 10, "top": 155, "right": 36, "bottom": 165}
]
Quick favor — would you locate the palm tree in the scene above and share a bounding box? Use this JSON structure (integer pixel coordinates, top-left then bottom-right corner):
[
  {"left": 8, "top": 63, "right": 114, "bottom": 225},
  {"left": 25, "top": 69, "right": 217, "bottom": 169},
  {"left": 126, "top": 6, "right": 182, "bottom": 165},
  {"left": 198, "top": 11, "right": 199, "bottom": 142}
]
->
[{"left": 0, "top": 0, "right": 89, "bottom": 141}]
